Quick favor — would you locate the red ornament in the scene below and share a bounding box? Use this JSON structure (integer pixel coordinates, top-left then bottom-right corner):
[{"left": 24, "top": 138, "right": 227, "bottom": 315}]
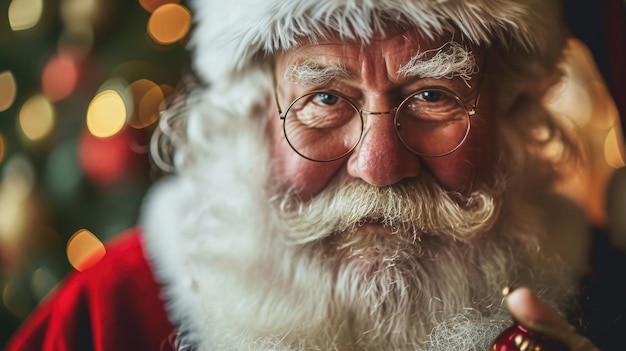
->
[{"left": 491, "top": 323, "right": 568, "bottom": 351}]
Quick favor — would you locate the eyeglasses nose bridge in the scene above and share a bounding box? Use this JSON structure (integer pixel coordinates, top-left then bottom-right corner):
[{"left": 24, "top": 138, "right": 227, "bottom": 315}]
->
[{"left": 359, "top": 107, "right": 398, "bottom": 117}]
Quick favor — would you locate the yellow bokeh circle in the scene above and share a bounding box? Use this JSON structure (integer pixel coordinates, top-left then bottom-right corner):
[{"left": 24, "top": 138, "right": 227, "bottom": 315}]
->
[
  {"left": 18, "top": 94, "right": 55, "bottom": 141},
  {"left": 86, "top": 90, "right": 127, "bottom": 138}
]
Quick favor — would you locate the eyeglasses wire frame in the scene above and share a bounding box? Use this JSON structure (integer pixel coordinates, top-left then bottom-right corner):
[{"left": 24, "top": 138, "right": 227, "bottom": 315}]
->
[{"left": 274, "top": 78, "right": 482, "bottom": 162}]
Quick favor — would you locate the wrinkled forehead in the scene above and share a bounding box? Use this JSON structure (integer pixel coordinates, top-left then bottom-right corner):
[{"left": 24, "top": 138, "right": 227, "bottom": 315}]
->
[{"left": 275, "top": 26, "right": 485, "bottom": 83}]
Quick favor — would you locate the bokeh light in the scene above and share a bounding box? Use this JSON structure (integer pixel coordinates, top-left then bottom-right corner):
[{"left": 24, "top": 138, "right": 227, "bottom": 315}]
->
[
  {"left": 137, "top": 85, "right": 164, "bottom": 128},
  {"left": 58, "top": 22, "right": 95, "bottom": 60},
  {"left": 2, "top": 279, "right": 31, "bottom": 318},
  {"left": 18, "top": 95, "right": 56, "bottom": 141},
  {"left": 79, "top": 127, "right": 133, "bottom": 186},
  {"left": 604, "top": 128, "right": 626, "bottom": 169},
  {"left": 586, "top": 81, "right": 617, "bottom": 130},
  {"left": 66, "top": 229, "right": 106, "bottom": 272},
  {"left": 0, "top": 71, "right": 18, "bottom": 112},
  {"left": 8, "top": 0, "right": 44, "bottom": 31},
  {"left": 31, "top": 268, "right": 58, "bottom": 302},
  {"left": 127, "top": 79, "right": 168, "bottom": 129},
  {"left": 0, "top": 133, "right": 6, "bottom": 166},
  {"left": 45, "top": 138, "right": 82, "bottom": 202},
  {"left": 147, "top": 3, "right": 191, "bottom": 45},
  {"left": 42, "top": 52, "right": 81, "bottom": 101},
  {"left": 60, "top": 0, "right": 97, "bottom": 24},
  {"left": 544, "top": 38, "right": 626, "bottom": 227},
  {"left": 139, "top": 0, "right": 181, "bottom": 13},
  {"left": 0, "top": 0, "right": 189, "bottom": 342},
  {"left": 59, "top": 0, "right": 97, "bottom": 58},
  {"left": 0, "top": 182, "right": 27, "bottom": 243},
  {"left": 86, "top": 89, "right": 127, "bottom": 138},
  {"left": 0, "top": 156, "right": 35, "bottom": 244}
]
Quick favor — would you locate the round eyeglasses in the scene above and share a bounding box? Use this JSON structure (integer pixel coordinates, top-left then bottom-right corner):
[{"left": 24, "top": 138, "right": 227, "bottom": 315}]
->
[{"left": 276, "top": 87, "right": 480, "bottom": 162}]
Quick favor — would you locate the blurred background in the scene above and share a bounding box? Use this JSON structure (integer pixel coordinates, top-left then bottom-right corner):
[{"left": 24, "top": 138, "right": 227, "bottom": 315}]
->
[
  {"left": 0, "top": 0, "right": 624, "bottom": 348},
  {"left": 0, "top": 0, "right": 189, "bottom": 345}
]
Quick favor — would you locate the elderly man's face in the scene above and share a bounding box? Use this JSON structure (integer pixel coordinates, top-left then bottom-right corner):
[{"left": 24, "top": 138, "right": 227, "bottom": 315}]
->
[{"left": 270, "top": 28, "right": 496, "bottom": 198}]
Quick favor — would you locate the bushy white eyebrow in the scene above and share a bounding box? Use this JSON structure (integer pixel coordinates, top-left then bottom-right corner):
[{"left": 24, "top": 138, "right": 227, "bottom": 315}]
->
[
  {"left": 397, "top": 41, "right": 479, "bottom": 87},
  {"left": 284, "top": 59, "right": 350, "bottom": 85},
  {"left": 284, "top": 41, "right": 478, "bottom": 87}
]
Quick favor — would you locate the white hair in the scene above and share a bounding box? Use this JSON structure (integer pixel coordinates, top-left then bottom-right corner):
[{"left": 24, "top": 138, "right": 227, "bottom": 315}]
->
[
  {"left": 142, "top": 106, "right": 575, "bottom": 350},
  {"left": 397, "top": 40, "right": 478, "bottom": 87},
  {"left": 142, "top": 3, "right": 578, "bottom": 349},
  {"left": 284, "top": 59, "right": 351, "bottom": 86},
  {"left": 143, "top": 75, "right": 577, "bottom": 351}
]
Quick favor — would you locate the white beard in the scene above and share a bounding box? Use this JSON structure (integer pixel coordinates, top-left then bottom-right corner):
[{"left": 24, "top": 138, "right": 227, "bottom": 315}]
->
[{"left": 140, "top": 97, "right": 576, "bottom": 351}]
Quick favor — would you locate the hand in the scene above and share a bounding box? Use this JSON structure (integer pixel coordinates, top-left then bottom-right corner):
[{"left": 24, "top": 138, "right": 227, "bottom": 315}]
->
[{"left": 504, "top": 287, "right": 599, "bottom": 351}]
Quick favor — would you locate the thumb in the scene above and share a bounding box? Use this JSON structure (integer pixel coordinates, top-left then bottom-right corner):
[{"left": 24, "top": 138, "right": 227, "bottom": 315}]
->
[{"left": 505, "top": 287, "right": 599, "bottom": 351}]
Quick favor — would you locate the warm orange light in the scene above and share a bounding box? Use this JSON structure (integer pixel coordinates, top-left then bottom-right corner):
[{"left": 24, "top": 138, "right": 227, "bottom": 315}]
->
[
  {"left": 18, "top": 95, "right": 55, "bottom": 141},
  {"left": 0, "top": 71, "right": 17, "bottom": 112},
  {"left": 66, "top": 229, "right": 106, "bottom": 271},
  {"left": 139, "top": 87, "right": 164, "bottom": 128},
  {"left": 586, "top": 81, "right": 618, "bottom": 130},
  {"left": 127, "top": 79, "right": 157, "bottom": 128},
  {"left": 139, "top": 0, "right": 181, "bottom": 13},
  {"left": 604, "top": 128, "right": 626, "bottom": 169},
  {"left": 128, "top": 80, "right": 165, "bottom": 129},
  {"left": 86, "top": 90, "right": 127, "bottom": 138},
  {"left": 0, "top": 133, "right": 6, "bottom": 165},
  {"left": 147, "top": 3, "right": 191, "bottom": 45}
]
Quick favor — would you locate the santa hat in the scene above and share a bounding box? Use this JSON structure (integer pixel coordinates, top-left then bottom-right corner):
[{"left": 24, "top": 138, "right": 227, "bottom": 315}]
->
[{"left": 187, "top": 0, "right": 565, "bottom": 85}]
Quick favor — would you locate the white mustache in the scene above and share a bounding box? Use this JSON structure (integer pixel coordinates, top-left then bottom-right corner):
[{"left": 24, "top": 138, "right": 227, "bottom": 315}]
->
[{"left": 273, "top": 175, "right": 505, "bottom": 245}]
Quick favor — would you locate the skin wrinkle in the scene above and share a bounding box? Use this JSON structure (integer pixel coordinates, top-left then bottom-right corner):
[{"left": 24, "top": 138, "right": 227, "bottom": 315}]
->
[
  {"left": 271, "top": 29, "right": 493, "bottom": 197},
  {"left": 153, "top": 30, "right": 581, "bottom": 351},
  {"left": 284, "top": 40, "right": 478, "bottom": 88},
  {"left": 163, "top": 27, "right": 571, "bottom": 350}
]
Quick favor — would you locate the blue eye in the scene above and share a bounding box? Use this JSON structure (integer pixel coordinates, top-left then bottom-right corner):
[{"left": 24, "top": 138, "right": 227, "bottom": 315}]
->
[
  {"left": 418, "top": 91, "right": 442, "bottom": 102},
  {"left": 315, "top": 93, "right": 339, "bottom": 105}
]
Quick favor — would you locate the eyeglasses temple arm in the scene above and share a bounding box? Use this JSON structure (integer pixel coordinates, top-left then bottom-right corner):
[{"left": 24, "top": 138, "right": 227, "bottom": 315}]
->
[
  {"left": 469, "top": 58, "right": 487, "bottom": 117},
  {"left": 271, "top": 68, "right": 285, "bottom": 117}
]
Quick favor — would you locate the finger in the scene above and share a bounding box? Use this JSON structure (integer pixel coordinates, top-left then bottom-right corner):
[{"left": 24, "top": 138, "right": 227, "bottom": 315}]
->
[
  {"left": 505, "top": 287, "right": 599, "bottom": 351},
  {"left": 505, "top": 287, "right": 571, "bottom": 332}
]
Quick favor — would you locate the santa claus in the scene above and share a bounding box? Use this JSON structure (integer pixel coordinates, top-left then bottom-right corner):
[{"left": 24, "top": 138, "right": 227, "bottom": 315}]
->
[{"left": 8, "top": 0, "right": 625, "bottom": 350}]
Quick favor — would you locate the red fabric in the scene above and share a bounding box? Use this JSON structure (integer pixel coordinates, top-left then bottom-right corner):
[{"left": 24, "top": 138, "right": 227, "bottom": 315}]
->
[{"left": 5, "top": 228, "right": 176, "bottom": 351}]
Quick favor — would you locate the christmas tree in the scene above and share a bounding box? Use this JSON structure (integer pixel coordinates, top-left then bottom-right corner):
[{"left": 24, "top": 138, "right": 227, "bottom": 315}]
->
[{"left": 0, "top": 0, "right": 189, "bottom": 345}]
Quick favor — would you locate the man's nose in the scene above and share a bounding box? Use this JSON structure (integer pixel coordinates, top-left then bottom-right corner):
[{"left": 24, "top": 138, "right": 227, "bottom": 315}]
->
[{"left": 346, "top": 103, "right": 421, "bottom": 187}]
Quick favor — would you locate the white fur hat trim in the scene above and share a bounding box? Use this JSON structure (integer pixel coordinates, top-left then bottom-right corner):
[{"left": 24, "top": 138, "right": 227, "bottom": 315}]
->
[{"left": 188, "top": 0, "right": 562, "bottom": 84}]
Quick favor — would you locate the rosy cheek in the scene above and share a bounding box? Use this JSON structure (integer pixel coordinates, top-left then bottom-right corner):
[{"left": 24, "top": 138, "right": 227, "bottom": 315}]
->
[
  {"left": 270, "top": 125, "right": 343, "bottom": 197},
  {"left": 274, "top": 156, "right": 344, "bottom": 198},
  {"left": 422, "top": 156, "right": 476, "bottom": 191},
  {"left": 422, "top": 120, "right": 496, "bottom": 191}
]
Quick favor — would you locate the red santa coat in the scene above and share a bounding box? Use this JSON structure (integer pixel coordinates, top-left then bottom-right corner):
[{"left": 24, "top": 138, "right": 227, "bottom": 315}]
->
[{"left": 5, "top": 228, "right": 176, "bottom": 351}]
